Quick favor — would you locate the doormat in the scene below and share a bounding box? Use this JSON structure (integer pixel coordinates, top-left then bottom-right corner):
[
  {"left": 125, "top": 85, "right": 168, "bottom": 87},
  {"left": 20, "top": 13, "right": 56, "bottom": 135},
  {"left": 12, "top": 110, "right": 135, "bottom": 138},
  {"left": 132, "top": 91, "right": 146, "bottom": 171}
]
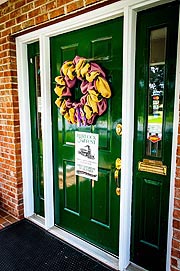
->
[{"left": 0, "top": 219, "right": 116, "bottom": 271}]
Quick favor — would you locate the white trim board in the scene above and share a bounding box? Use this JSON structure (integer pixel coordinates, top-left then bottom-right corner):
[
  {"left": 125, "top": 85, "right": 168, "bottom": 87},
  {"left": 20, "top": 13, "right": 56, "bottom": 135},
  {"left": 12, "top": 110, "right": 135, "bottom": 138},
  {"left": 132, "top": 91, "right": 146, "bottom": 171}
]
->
[
  {"left": 16, "top": 1, "right": 178, "bottom": 270},
  {"left": 119, "top": 6, "right": 137, "bottom": 269},
  {"left": 16, "top": 43, "right": 34, "bottom": 218}
]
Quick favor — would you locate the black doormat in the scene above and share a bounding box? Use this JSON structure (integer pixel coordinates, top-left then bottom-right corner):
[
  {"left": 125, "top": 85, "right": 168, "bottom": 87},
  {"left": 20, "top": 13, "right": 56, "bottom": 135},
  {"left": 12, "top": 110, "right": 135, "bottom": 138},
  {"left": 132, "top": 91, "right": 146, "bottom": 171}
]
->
[{"left": 0, "top": 219, "right": 116, "bottom": 271}]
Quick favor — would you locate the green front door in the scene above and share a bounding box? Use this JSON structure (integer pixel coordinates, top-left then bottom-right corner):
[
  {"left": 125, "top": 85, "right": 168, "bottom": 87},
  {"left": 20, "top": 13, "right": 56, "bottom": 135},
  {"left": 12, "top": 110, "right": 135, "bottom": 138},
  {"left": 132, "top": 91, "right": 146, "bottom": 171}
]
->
[
  {"left": 28, "top": 42, "right": 44, "bottom": 217},
  {"left": 131, "top": 3, "right": 179, "bottom": 270},
  {"left": 51, "top": 18, "right": 123, "bottom": 255}
]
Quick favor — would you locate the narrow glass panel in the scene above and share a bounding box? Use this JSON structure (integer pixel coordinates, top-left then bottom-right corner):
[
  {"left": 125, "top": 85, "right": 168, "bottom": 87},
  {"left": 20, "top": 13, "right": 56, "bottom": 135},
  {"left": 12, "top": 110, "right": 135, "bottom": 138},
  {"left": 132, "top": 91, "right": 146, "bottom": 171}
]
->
[
  {"left": 146, "top": 28, "right": 167, "bottom": 157},
  {"left": 35, "top": 55, "right": 42, "bottom": 139},
  {"left": 35, "top": 55, "right": 44, "bottom": 199}
]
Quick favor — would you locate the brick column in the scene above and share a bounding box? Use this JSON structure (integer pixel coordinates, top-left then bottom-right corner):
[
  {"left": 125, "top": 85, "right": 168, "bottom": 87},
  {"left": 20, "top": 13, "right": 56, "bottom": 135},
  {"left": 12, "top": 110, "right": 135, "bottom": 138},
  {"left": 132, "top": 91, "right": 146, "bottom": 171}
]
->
[{"left": 0, "top": 32, "right": 23, "bottom": 219}]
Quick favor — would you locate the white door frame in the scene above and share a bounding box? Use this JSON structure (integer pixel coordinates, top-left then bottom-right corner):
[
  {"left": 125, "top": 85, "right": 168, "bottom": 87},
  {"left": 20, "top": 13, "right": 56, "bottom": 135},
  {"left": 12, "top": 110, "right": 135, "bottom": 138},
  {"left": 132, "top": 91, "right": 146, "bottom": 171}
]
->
[{"left": 16, "top": 1, "right": 179, "bottom": 270}]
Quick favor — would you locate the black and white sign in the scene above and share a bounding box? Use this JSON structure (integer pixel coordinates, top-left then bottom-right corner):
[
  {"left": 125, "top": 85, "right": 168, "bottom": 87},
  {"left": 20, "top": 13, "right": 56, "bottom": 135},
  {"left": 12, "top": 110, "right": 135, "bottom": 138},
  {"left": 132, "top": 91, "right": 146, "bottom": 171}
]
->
[{"left": 75, "top": 131, "right": 99, "bottom": 181}]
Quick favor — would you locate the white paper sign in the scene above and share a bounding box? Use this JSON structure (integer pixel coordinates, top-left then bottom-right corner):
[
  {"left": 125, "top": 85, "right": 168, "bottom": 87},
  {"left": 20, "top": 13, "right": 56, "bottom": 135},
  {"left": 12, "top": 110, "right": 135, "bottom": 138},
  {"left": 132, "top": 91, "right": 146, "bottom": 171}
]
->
[{"left": 75, "top": 131, "right": 99, "bottom": 181}]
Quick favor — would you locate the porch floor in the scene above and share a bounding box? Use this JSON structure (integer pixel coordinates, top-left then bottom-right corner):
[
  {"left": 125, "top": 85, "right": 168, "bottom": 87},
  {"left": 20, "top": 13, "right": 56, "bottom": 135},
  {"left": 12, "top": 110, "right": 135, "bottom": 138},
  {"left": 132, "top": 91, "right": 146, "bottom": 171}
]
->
[
  {"left": 0, "top": 209, "right": 146, "bottom": 271},
  {"left": 0, "top": 218, "right": 116, "bottom": 271},
  {"left": 0, "top": 208, "right": 19, "bottom": 229}
]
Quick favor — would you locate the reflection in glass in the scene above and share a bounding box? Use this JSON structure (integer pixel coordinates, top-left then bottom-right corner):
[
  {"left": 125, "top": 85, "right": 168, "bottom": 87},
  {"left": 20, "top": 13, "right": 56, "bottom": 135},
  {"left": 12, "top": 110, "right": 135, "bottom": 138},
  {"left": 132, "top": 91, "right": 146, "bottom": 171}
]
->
[
  {"left": 35, "top": 55, "right": 44, "bottom": 199},
  {"left": 146, "top": 28, "right": 167, "bottom": 157}
]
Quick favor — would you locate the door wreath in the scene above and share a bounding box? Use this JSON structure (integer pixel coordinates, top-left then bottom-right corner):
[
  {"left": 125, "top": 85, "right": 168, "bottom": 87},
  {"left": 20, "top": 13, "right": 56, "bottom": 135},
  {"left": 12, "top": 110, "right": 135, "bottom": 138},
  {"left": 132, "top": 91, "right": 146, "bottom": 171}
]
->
[{"left": 54, "top": 56, "right": 111, "bottom": 126}]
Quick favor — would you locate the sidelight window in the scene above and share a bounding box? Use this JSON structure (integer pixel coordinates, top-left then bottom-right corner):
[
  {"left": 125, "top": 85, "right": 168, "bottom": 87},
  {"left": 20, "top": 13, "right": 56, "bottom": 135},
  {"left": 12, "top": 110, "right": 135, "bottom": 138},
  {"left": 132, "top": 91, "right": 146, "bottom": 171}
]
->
[{"left": 146, "top": 28, "right": 167, "bottom": 157}]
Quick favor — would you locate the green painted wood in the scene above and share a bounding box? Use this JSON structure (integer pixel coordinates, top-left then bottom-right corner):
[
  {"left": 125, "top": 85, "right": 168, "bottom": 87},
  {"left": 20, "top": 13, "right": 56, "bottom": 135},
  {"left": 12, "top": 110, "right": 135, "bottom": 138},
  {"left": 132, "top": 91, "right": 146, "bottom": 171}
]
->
[
  {"left": 28, "top": 42, "right": 44, "bottom": 217},
  {"left": 51, "top": 17, "right": 123, "bottom": 255},
  {"left": 131, "top": 3, "right": 179, "bottom": 270}
]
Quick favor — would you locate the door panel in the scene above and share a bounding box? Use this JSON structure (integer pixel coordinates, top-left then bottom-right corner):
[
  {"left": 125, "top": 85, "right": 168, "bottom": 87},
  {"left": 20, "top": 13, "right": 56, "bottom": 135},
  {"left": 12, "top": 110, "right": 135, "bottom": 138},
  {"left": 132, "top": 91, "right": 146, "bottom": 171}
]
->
[
  {"left": 28, "top": 42, "right": 44, "bottom": 217},
  {"left": 51, "top": 18, "right": 123, "bottom": 255},
  {"left": 131, "top": 3, "right": 179, "bottom": 270}
]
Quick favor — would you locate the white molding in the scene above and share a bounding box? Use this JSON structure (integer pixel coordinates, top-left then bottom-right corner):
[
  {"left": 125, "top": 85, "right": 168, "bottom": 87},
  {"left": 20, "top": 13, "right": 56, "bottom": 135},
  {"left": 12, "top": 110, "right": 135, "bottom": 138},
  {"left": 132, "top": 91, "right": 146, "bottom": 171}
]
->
[
  {"left": 40, "top": 35, "right": 54, "bottom": 229},
  {"left": 43, "top": 1, "right": 124, "bottom": 38},
  {"left": 119, "top": 6, "right": 137, "bottom": 271},
  {"left": 16, "top": 41, "right": 34, "bottom": 217},
  {"left": 166, "top": 6, "right": 180, "bottom": 271},
  {"left": 28, "top": 214, "right": 46, "bottom": 229},
  {"left": 128, "top": 0, "right": 174, "bottom": 10}
]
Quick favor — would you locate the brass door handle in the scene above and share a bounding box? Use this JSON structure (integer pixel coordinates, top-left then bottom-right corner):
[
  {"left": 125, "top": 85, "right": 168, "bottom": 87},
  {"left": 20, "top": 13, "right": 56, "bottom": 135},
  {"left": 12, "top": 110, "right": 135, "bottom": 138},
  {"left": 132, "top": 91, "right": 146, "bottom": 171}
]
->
[{"left": 114, "top": 158, "right": 121, "bottom": 196}]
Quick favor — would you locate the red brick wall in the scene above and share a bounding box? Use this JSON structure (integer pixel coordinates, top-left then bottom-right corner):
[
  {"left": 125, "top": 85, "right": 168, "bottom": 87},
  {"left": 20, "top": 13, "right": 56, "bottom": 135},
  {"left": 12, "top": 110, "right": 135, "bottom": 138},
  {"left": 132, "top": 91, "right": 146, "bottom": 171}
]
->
[
  {"left": 0, "top": 32, "right": 23, "bottom": 218},
  {"left": 171, "top": 130, "right": 180, "bottom": 271},
  {"left": 0, "top": 0, "right": 115, "bottom": 219}
]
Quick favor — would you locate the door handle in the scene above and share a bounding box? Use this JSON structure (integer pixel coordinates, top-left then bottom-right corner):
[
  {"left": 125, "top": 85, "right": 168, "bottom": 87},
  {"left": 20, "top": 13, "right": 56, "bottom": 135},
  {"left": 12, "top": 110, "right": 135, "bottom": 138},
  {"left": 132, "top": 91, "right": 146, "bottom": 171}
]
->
[{"left": 114, "top": 158, "right": 121, "bottom": 196}]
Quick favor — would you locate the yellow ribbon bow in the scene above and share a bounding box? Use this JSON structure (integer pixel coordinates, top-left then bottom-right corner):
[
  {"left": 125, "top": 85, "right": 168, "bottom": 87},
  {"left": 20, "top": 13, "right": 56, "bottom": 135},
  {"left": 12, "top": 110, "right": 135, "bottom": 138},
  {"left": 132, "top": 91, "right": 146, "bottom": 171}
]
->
[
  {"left": 95, "top": 76, "right": 111, "bottom": 98},
  {"left": 61, "top": 61, "right": 75, "bottom": 80},
  {"left": 87, "top": 94, "right": 98, "bottom": 113},
  {"left": 86, "top": 71, "right": 100, "bottom": 82},
  {"left": 84, "top": 105, "right": 93, "bottom": 119}
]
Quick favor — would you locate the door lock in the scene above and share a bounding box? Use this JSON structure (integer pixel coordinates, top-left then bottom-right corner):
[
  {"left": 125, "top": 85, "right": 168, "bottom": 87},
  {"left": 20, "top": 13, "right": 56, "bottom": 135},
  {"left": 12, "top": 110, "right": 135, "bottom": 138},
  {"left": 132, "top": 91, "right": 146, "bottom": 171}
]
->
[{"left": 114, "top": 158, "right": 121, "bottom": 196}]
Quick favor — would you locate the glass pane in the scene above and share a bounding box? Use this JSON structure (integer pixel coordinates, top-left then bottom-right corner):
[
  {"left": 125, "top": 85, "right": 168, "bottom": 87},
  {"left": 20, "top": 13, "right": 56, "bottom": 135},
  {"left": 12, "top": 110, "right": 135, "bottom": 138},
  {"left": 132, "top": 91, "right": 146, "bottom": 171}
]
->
[
  {"left": 146, "top": 28, "right": 167, "bottom": 157},
  {"left": 35, "top": 55, "right": 44, "bottom": 199},
  {"left": 35, "top": 55, "right": 42, "bottom": 140}
]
